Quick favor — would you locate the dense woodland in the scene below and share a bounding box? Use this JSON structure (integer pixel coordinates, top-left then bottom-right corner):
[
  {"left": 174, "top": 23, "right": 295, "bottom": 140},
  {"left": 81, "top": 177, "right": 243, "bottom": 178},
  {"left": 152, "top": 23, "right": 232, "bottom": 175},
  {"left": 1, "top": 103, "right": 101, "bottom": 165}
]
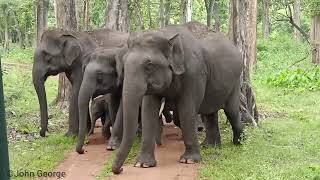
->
[{"left": 0, "top": 0, "right": 319, "bottom": 64}]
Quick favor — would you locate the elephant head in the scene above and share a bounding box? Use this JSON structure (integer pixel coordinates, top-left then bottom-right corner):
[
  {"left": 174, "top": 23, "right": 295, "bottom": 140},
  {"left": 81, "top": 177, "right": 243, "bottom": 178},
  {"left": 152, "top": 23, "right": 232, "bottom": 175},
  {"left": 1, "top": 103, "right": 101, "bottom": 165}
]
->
[
  {"left": 76, "top": 47, "right": 125, "bottom": 154},
  {"left": 32, "top": 30, "right": 89, "bottom": 137},
  {"left": 112, "top": 32, "right": 185, "bottom": 173}
]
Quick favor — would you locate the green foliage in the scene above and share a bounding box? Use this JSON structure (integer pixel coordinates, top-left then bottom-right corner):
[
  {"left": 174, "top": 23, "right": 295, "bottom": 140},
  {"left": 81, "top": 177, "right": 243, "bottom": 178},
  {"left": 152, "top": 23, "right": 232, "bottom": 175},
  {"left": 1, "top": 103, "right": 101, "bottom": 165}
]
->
[
  {"left": 302, "top": 0, "right": 320, "bottom": 16},
  {"left": 267, "top": 67, "right": 320, "bottom": 91},
  {"left": 4, "top": 44, "right": 34, "bottom": 63},
  {"left": 255, "top": 34, "right": 320, "bottom": 92}
]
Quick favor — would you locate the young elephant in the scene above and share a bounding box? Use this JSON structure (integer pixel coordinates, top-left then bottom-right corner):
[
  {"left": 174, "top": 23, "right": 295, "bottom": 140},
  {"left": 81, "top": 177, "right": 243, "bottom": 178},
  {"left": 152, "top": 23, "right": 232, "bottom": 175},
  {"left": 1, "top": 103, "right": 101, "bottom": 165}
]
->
[
  {"left": 76, "top": 47, "right": 123, "bottom": 154},
  {"left": 88, "top": 95, "right": 110, "bottom": 136},
  {"left": 112, "top": 27, "right": 243, "bottom": 174}
]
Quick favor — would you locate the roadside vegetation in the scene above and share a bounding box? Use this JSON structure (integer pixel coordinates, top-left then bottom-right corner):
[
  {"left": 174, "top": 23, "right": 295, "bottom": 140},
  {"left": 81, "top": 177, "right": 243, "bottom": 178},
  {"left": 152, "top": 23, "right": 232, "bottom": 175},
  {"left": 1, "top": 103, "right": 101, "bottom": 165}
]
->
[{"left": 2, "top": 47, "right": 76, "bottom": 178}]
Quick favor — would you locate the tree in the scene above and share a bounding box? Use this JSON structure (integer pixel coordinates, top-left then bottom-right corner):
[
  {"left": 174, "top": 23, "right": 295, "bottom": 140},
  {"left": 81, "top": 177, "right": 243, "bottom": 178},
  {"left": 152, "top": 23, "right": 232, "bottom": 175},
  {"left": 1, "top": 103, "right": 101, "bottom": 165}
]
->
[
  {"left": 229, "top": 0, "right": 258, "bottom": 125},
  {"left": 36, "top": 0, "right": 48, "bottom": 44},
  {"left": 55, "top": 0, "right": 77, "bottom": 108},
  {"left": 159, "top": 0, "right": 165, "bottom": 27},
  {"left": 262, "top": 0, "right": 270, "bottom": 39},
  {"left": 293, "top": 0, "right": 301, "bottom": 41},
  {"left": 134, "top": 0, "right": 145, "bottom": 30},
  {"left": 164, "top": 0, "right": 171, "bottom": 26},
  {"left": 105, "top": 0, "right": 129, "bottom": 32},
  {"left": 180, "top": 0, "right": 192, "bottom": 23},
  {"left": 83, "top": 0, "right": 90, "bottom": 30},
  {"left": 311, "top": 15, "right": 320, "bottom": 64}
]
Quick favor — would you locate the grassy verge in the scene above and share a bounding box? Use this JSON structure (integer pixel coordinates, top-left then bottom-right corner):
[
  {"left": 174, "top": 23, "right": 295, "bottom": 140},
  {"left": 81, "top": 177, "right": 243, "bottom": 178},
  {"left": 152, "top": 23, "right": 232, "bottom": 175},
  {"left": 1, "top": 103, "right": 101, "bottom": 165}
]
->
[
  {"left": 200, "top": 35, "right": 320, "bottom": 179},
  {"left": 2, "top": 59, "right": 77, "bottom": 179}
]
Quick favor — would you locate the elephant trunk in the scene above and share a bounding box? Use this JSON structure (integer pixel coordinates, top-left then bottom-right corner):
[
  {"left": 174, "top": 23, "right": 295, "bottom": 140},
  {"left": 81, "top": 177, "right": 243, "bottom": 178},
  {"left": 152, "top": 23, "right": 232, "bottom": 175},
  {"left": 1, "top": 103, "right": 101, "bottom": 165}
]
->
[
  {"left": 32, "top": 64, "right": 48, "bottom": 137},
  {"left": 112, "top": 79, "right": 146, "bottom": 174},
  {"left": 76, "top": 78, "right": 95, "bottom": 154}
]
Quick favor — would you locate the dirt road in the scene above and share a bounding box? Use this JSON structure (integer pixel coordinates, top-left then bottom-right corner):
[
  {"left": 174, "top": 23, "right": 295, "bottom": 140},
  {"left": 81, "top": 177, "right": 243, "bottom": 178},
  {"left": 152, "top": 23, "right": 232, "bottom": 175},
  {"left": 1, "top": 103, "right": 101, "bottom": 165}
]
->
[{"left": 50, "top": 123, "right": 199, "bottom": 180}]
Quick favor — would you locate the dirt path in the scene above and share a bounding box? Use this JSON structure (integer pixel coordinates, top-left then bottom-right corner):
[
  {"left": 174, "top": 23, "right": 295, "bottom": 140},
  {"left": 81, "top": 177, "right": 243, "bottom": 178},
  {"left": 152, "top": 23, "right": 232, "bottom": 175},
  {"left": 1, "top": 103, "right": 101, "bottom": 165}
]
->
[
  {"left": 110, "top": 124, "right": 199, "bottom": 180},
  {"left": 49, "top": 123, "right": 199, "bottom": 180}
]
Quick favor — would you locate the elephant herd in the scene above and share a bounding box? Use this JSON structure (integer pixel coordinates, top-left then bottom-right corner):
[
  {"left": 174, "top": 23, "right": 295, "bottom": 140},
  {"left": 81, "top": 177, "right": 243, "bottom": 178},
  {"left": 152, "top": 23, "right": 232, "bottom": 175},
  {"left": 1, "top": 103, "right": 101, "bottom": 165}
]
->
[{"left": 32, "top": 21, "right": 244, "bottom": 174}]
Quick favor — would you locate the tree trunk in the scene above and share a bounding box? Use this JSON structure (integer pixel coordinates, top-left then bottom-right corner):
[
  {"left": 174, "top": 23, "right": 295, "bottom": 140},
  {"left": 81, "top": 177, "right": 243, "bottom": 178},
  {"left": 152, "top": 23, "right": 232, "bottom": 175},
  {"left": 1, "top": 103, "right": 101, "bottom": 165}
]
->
[
  {"left": 105, "top": 0, "right": 129, "bottom": 32},
  {"left": 212, "top": 0, "right": 220, "bottom": 31},
  {"left": 164, "top": 0, "right": 171, "bottom": 26},
  {"left": 12, "top": 11, "right": 24, "bottom": 48},
  {"left": 293, "top": 0, "right": 301, "bottom": 41},
  {"left": 83, "top": 0, "right": 90, "bottom": 30},
  {"left": 147, "top": 0, "right": 152, "bottom": 28},
  {"left": 229, "top": 0, "right": 258, "bottom": 125},
  {"left": 180, "top": 0, "right": 192, "bottom": 23},
  {"left": 55, "top": 0, "right": 77, "bottom": 108},
  {"left": 36, "top": 0, "right": 48, "bottom": 45},
  {"left": 311, "top": 15, "right": 320, "bottom": 64},
  {"left": 247, "top": 0, "right": 257, "bottom": 66},
  {"left": 159, "top": 0, "right": 165, "bottom": 27},
  {"left": 3, "top": 7, "right": 9, "bottom": 55},
  {"left": 262, "top": 0, "right": 270, "bottom": 39},
  {"left": 204, "top": 0, "right": 214, "bottom": 28},
  {"left": 134, "top": 0, "right": 144, "bottom": 30}
]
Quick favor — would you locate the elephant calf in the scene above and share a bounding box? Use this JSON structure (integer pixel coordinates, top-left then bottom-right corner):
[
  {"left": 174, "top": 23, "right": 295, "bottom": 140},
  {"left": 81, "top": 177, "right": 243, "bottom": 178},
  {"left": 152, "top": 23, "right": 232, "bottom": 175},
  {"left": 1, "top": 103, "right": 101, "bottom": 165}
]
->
[{"left": 88, "top": 95, "right": 110, "bottom": 136}]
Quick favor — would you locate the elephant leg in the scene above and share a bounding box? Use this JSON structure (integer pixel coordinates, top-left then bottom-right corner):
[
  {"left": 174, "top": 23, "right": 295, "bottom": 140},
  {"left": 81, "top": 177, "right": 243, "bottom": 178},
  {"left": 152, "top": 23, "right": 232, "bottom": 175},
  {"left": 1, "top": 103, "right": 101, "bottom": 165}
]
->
[
  {"left": 87, "top": 110, "right": 92, "bottom": 134},
  {"left": 65, "top": 81, "right": 80, "bottom": 137},
  {"left": 155, "top": 118, "right": 163, "bottom": 146},
  {"left": 177, "top": 99, "right": 201, "bottom": 164},
  {"left": 201, "top": 112, "right": 221, "bottom": 147},
  {"left": 173, "top": 107, "right": 180, "bottom": 128},
  {"left": 136, "top": 108, "right": 142, "bottom": 137},
  {"left": 102, "top": 114, "right": 112, "bottom": 139},
  {"left": 107, "top": 100, "right": 123, "bottom": 151},
  {"left": 163, "top": 107, "right": 173, "bottom": 123},
  {"left": 134, "top": 95, "right": 160, "bottom": 168},
  {"left": 108, "top": 93, "right": 120, "bottom": 126},
  {"left": 196, "top": 115, "right": 205, "bottom": 132},
  {"left": 224, "top": 87, "right": 243, "bottom": 145}
]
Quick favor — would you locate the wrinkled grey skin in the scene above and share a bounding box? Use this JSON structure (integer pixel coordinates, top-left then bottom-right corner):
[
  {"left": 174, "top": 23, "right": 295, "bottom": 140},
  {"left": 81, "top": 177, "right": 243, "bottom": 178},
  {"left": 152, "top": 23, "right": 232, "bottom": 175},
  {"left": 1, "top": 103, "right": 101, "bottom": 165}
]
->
[
  {"left": 88, "top": 95, "right": 110, "bottom": 136},
  {"left": 76, "top": 47, "right": 171, "bottom": 153},
  {"left": 76, "top": 47, "right": 123, "bottom": 154},
  {"left": 32, "top": 29, "right": 127, "bottom": 137},
  {"left": 112, "top": 26, "right": 243, "bottom": 174}
]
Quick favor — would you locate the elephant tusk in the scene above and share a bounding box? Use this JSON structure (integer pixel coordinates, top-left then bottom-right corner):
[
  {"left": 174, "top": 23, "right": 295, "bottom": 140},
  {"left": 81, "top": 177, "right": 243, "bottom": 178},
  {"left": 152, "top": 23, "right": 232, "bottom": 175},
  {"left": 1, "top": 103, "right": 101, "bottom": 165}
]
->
[
  {"left": 89, "top": 96, "right": 93, "bottom": 121},
  {"left": 159, "top": 97, "right": 166, "bottom": 117}
]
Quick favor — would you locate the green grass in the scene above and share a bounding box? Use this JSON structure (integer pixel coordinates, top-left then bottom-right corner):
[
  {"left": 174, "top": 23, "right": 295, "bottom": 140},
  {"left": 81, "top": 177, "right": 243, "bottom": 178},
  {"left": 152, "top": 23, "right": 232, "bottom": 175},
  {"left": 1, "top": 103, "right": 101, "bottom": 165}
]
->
[
  {"left": 2, "top": 44, "right": 34, "bottom": 64},
  {"left": 1, "top": 50, "right": 77, "bottom": 179},
  {"left": 8, "top": 134, "right": 77, "bottom": 179},
  {"left": 200, "top": 35, "right": 320, "bottom": 179}
]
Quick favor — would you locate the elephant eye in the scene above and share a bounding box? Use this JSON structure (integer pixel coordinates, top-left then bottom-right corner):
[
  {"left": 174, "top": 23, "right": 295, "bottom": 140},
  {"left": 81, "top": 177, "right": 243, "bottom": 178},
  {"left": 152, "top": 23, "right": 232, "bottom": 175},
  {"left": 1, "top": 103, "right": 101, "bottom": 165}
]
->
[{"left": 144, "top": 59, "right": 154, "bottom": 73}]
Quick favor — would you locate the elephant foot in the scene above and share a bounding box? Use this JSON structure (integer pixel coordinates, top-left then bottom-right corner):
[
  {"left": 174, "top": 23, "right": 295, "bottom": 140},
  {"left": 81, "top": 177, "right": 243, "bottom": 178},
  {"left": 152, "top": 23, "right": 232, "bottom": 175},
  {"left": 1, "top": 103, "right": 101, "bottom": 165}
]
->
[
  {"left": 106, "top": 137, "right": 121, "bottom": 151},
  {"left": 65, "top": 130, "right": 78, "bottom": 137},
  {"left": 155, "top": 135, "right": 162, "bottom": 146},
  {"left": 76, "top": 145, "right": 85, "bottom": 154},
  {"left": 201, "top": 138, "right": 221, "bottom": 148},
  {"left": 179, "top": 152, "right": 201, "bottom": 164},
  {"left": 40, "top": 128, "right": 47, "bottom": 137},
  {"left": 134, "top": 153, "right": 156, "bottom": 168}
]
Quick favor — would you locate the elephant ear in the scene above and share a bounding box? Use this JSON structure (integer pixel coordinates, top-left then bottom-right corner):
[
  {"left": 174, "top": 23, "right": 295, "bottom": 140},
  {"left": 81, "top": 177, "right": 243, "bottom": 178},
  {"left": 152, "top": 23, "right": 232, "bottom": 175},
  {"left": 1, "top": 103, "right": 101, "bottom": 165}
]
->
[
  {"left": 60, "top": 34, "right": 82, "bottom": 66},
  {"left": 115, "top": 47, "right": 128, "bottom": 86},
  {"left": 167, "top": 33, "right": 185, "bottom": 75}
]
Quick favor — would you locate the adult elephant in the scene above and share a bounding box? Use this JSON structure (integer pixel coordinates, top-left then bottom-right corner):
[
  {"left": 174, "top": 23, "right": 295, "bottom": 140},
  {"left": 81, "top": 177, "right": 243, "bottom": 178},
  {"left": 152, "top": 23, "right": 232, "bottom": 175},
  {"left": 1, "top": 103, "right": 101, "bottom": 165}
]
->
[
  {"left": 112, "top": 26, "right": 244, "bottom": 174},
  {"left": 32, "top": 29, "right": 128, "bottom": 137},
  {"left": 75, "top": 47, "right": 170, "bottom": 153}
]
